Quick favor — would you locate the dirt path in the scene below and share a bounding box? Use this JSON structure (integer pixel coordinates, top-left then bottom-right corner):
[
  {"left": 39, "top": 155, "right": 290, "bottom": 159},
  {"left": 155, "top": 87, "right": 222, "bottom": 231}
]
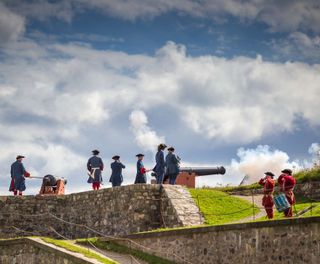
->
[{"left": 232, "top": 195, "right": 267, "bottom": 222}]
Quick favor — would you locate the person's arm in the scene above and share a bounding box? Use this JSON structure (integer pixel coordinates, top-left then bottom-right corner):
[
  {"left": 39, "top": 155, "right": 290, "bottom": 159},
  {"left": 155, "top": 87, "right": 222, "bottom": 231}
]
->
[
  {"left": 100, "top": 158, "right": 104, "bottom": 171},
  {"left": 22, "top": 164, "right": 30, "bottom": 177},
  {"left": 258, "top": 178, "right": 265, "bottom": 186},
  {"left": 87, "top": 159, "right": 91, "bottom": 171},
  {"left": 121, "top": 163, "right": 125, "bottom": 169}
]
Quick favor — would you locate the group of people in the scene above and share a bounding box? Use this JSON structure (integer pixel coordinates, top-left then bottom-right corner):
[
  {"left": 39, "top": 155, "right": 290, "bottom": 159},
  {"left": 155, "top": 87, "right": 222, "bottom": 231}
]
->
[
  {"left": 258, "top": 169, "right": 296, "bottom": 219},
  {"left": 86, "top": 143, "right": 181, "bottom": 190}
]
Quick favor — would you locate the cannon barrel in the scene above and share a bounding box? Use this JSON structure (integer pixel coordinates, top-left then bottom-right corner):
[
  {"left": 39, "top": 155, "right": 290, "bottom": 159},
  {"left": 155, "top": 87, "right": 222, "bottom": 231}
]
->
[{"left": 179, "top": 166, "right": 226, "bottom": 176}]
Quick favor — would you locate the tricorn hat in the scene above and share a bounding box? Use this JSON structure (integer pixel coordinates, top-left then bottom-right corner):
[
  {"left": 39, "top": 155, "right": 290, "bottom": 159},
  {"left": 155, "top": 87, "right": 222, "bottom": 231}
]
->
[
  {"left": 158, "top": 143, "right": 167, "bottom": 149},
  {"left": 16, "top": 155, "right": 25, "bottom": 160},
  {"left": 281, "top": 169, "right": 292, "bottom": 175},
  {"left": 112, "top": 155, "right": 120, "bottom": 160},
  {"left": 92, "top": 149, "right": 100, "bottom": 155},
  {"left": 167, "top": 147, "right": 175, "bottom": 151},
  {"left": 264, "top": 172, "right": 275, "bottom": 177},
  {"left": 136, "top": 153, "right": 144, "bottom": 157}
]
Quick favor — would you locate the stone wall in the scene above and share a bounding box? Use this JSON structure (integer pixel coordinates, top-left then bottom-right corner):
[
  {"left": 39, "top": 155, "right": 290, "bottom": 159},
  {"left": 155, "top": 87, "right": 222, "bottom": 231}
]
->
[
  {"left": 0, "top": 238, "right": 100, "bottom": 264},
  {"left": 0, "top": 184, "right": 203, "bottom": 239},
  {"left": 115, "top": 216, "right": 320, "bottom": 264}
]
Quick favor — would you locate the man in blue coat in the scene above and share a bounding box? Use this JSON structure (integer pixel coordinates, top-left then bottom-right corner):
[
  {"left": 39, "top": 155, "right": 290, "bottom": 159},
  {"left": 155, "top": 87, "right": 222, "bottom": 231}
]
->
[
  {"left": 9, "top": 155, "right": 30, "bottom": 196},
  {"left": 154, "top": 143, "right": 167, "bottom": 184},
  {"left": 165, "top": 147, "right": 181, "bottom": 185},
  {"left": 134, "top": 153, "right": 149, "bottom": 184},
  {"left": 109, "top": 155, "right": 125, "bottom": 187},
  {"left": 87, "top": 149, "right": 104, "bottom": 190}
]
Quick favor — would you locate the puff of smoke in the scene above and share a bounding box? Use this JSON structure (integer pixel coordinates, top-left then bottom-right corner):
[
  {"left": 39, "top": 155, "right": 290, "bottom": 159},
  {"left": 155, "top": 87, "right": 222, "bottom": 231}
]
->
[
  {"left": 129, "top": 110, "right": 165, "bottom": 153},
  {"left": 230, "top": 145, "right": 301, "bottom": 184}
]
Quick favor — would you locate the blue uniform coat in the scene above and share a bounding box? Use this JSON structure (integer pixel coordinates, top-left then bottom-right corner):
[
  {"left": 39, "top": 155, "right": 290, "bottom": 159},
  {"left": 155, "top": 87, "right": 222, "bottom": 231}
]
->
[
  {"left": 87, "top": 156, "right": 104, "bottom": 183},
  {"left": 165, "top": 152, "right": 180, "bottom": 185},
  {"left": 10, "top": 160, "right": 27, "bottom": 192},
  {"left": 154, "top": 150, "right": 165, "bottom": 184},
  {"left": 110, "top": 161, "right": 125, "bottom": 187},
  {"left": 134, "top": 160, "right": 147, "bottom": 184}
]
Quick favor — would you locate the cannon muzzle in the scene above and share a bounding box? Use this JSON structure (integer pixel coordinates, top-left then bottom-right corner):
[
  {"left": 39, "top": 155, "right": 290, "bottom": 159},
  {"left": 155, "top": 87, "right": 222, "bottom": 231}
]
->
[{"left": 179, "top": 166, "right": 226, "bottom": 176}]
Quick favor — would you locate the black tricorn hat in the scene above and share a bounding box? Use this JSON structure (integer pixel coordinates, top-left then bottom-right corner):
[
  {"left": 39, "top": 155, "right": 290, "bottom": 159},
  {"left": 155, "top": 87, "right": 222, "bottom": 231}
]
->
[
  {"left": 281, "top": 169, "right": 292, "bottom": 175},
  {"left": 167, "top": 147, "right": 175, "bottom": 151},
  {"left": 16, "top": 155, "right": 25, "bottom": 160},
  {"left": 264, "top": 172, "right": 275, "bottom": 177},
  {"left": 158, "top": 143, "right": 167, "bottom": 149},
  {"left": 136, "top": 153, "right": 144, "bottom": 157},
  {"left": 92, "top": 149, "right": 100, "bottom": 155},
  {"left": 112, "top": 155, "right": 120, "bottom": 160}
]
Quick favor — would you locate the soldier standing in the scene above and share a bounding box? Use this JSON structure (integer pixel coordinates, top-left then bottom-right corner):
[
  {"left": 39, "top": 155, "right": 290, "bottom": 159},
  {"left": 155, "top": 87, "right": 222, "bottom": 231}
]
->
[
  {"left": 9, "top": 155, "right": 30, "bottom": 196},
  {"left": 165, "top": 147, "right": 180, "bottom": 185},
  {"left": 278, "top": 169, "right": 296, "bottom": 217},
  {"left": 87, "top": 149, "right": 104, "bottom": 190},
  {"left": 154, "top": 143, "right": 167, "bottom": 184},
  {"left": 258, "top": 172, "right": 275, "bottom": 219},
  {"left": 134, "top": 154, "right": 149, "bottom": 184},
  {"left": 110, "top": 155, "right": 125, "bottom": 187}
]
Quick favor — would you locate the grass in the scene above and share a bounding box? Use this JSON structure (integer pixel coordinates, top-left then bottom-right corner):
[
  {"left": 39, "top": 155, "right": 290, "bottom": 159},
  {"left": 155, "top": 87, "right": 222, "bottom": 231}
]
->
[
  {"left": 77, "top": 238, "right": 175, "bottom": 264},
  {"left": 189, "top": 189, "right": 259, "bottom": 225},
  {"left": 42, "top": 237, "right": 117, "bottom": 264},
  {"left": 294, "top": 168, "right": 320, "bottom": 183}
]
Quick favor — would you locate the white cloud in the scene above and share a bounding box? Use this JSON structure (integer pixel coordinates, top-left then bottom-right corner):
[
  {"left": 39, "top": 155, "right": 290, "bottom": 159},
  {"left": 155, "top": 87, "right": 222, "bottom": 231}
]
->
[
  {"left": 1, "top": 39, "right": 320, "bottom": 193},
  {"left": 0, "top": 2, "right": 25, "bottom": 44},
  {"left": 129, "top": 110, "right": 165, "bottom": 153},
  {"left": 270, "top": 31, "right": 320, "bottom": 61},
  {"left": 4, "top": 0, "right": 320, "bottom": 33}
]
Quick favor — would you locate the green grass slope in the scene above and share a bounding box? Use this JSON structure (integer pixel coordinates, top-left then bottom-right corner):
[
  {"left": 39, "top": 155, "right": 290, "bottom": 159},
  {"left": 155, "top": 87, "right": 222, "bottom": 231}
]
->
[{"left": 189, "top": 189, "right": 259, "bottom": 225}]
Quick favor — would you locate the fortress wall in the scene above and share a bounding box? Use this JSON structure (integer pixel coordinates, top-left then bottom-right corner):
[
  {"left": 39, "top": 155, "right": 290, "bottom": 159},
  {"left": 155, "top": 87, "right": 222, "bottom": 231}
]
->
[
  {"left": 0, "top": 184, "right": 203, "bottom": 239},
  {"left": 0, "top": 238, "right": 99, "bottom": 264},
  {"left": 116, "top": 216, "right": 320, "bottom": 264}
]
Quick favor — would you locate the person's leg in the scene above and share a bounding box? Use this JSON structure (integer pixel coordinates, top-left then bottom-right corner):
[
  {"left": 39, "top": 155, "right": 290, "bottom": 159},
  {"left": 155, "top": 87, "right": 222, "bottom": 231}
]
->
[
  {"left": 156, "top": 172, "right": 164, "bottom": 184},
  {"left": 18, "top": 191, "right": 23, "bottom": 196},
  {"left": 96, "top": 183, "right": 100, "bottom": 190},
  {"left": 265, "top": 207, "right": 273, "bottom": 219},
  {"left": 13, "top": 190, "right": 17, "bottom": 196}
]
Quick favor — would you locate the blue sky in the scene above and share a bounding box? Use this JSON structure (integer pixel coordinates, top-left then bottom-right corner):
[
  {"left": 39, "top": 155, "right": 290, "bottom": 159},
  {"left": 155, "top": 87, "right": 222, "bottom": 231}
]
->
[{"left": 0, "top": 0, "right": 319, "bottom": 194}]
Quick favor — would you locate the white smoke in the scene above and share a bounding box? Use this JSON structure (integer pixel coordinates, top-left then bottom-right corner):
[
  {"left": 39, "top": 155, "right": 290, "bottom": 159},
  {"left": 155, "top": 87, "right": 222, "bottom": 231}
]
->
[
  {"left": 230, "top": 145, "right": 301, "bottom": 184},
  {"left": 129, "top": 110, "right": 165, "bottom": 153},
  {"left": 308, "top": 142, "right": 320, "bottom": 166}
]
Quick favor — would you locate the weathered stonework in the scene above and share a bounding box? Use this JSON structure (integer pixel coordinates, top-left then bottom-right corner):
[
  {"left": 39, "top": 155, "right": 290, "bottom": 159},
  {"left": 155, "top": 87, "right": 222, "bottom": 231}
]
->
[
  {"left": 115, "top": 216, "right": 320, "bottom": 264},
  {"left": 0, "top": 238, "right": 102, "bottom": 264},
  {"left": 0, "top": 184, "right": 203, "bottom": 239}
]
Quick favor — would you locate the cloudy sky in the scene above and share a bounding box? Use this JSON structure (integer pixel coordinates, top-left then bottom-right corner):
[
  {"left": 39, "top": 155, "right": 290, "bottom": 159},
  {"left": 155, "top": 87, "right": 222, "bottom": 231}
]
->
[{"left": 0, "top": 0, "right": 319, "bottom": 194}]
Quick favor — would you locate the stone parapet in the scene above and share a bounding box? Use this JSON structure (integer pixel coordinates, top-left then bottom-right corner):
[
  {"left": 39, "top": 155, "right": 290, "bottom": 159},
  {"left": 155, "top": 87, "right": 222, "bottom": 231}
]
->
[
  {"left": 0, "top": 184, "right": 204, "bottom": 239},
  {"left": 115, "top": 216, "right": 320, "bottom": 264}
]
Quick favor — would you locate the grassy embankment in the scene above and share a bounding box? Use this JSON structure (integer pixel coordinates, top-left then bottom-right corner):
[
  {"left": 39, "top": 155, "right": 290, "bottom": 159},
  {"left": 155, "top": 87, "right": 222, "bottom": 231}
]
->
[
  {"left": 42, "top": 237, "right": 117, "bottom": 264},
  {"left": 77, "top": 238, "right": 176, "bottom": 264},
  {"left": 189, "top": 189, "right": 259, "bottom": 225}
]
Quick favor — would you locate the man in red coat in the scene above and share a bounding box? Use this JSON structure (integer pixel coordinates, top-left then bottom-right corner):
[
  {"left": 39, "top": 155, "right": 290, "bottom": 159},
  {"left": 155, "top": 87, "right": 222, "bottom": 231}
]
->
[
  {"left": 278, "top": 169, "right": 296, "bottom": 217},
  {"left": 259, "top": 172, "right": 276, "bottom": 219}
]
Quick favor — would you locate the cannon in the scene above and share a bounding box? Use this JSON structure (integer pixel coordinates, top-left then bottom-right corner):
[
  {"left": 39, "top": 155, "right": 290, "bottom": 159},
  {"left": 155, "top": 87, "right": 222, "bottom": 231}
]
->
[
  {"left": 176, "top": 166, "right": 226, "bottom": 188},
  {"left": 39, "top": 174, "right": 67, "bottom": 195},
  {"left": 179, "top": 166, "right": 226, "bottom": 176}
]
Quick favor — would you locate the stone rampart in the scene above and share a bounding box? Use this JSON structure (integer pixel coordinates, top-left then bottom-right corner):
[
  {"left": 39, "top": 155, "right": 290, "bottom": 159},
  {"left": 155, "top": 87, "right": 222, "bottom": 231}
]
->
[
  {"left": 0, "top": 238, "right": 101, "bottom": 264},
  {"left": 0, "top": 184, "right": 203, "bottom": 239},
  {"left": 115, "top": 216, "right": 320, "bottom": 264}
]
